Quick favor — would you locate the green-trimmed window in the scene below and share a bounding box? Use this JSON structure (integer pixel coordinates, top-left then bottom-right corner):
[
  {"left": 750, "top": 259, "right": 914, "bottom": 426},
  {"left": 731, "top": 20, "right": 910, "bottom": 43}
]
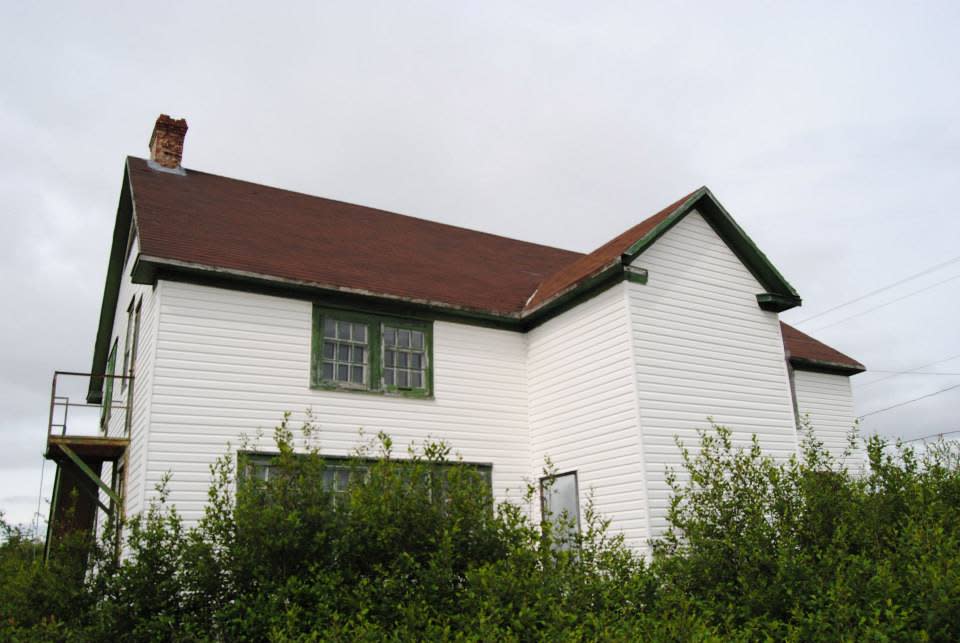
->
[
  {"left": 243, "top": 453, "right": 491, "bottom": 505},
  {"left": 100, "top": 339, "right": 118, "bottom": 430},
  {"left": 311, "top": 306, "right": 433, "bottom": 397}
]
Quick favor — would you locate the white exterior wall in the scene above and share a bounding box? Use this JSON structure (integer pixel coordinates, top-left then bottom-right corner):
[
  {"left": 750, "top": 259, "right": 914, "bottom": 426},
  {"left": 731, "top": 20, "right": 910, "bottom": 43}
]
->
[
  {"left": 527, "top": 284, "right": 649, "bottom": 550},
  {"left": 792, "top": 369, "right": 861, "bottom": 466},
  {"left": 627, "top": 211, "right": 799, "bottom": 539},
  {"left": 144, "top": 281, "right": 532, "bottom": 523}
]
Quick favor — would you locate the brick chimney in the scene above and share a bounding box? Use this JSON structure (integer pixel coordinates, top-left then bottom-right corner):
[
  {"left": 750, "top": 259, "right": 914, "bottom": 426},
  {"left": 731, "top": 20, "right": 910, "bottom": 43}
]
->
[{"left": 148, "top": 114, "right": 188, "bottom": 170}]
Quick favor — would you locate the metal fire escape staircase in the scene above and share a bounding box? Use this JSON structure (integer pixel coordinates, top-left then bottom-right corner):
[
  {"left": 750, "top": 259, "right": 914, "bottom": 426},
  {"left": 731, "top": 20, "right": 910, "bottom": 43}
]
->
[{"left": 44, "top": 371, "right": 131, "bottom": 558}]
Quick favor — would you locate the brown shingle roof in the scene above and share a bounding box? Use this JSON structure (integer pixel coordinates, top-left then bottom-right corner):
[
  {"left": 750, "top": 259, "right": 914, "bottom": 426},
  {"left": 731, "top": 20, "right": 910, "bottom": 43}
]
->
[
  {"left": 126, "top": 157, "right": 862, "bottom": 373},
  {"left": 129, "top": 157, "right": 581, "bottom": 316},
  {"left": 522, "top": 190, "right": 699, "bottom": 311},
  {"left": 781, "top": 322, "right": 865, "bottom": 373}
]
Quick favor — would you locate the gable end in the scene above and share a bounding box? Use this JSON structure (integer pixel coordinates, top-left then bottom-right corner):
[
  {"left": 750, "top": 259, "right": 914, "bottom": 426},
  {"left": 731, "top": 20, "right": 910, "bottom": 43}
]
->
[{"left": 623, "top": 187, "right": 801, "bottom": 311}]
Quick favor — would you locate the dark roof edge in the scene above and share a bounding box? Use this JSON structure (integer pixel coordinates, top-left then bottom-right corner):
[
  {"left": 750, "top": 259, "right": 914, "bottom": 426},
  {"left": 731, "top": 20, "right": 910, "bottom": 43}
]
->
[
  {"left": 87, "top": 159, "right": 135, "bottom": 403},
  {"left": 789, "top": 356, "right": 866, "bottom": 376},
  {"left": 132, "top": 255, "right": 526, "bottom": 327},
  {"left": 131, "top": 253, "right": 641, "bottom": 332},
  {"left": 623, "top": 187, "right": 802, "bottom": 311}
]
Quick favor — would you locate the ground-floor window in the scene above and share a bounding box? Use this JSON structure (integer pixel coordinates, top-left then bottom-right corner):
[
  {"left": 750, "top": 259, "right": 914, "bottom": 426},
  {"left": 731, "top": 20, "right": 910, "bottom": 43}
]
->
[{"left": 540, "top": 471, "right": 580, "bottom": 547}]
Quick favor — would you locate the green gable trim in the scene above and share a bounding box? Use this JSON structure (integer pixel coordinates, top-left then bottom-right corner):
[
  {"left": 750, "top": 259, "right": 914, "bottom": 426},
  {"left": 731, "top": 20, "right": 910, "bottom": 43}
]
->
[
  {"left": 623, "top": 266, "right": 649, "bottom": 285},
  {"left": 88, "top": 161, "right": 135, "bottom": 403},
  {"left": 757, "top": 293, "right": 802, "bottom": 313},
  {"left": 622, "top": 187, "right": 801, "bottom": 312}
]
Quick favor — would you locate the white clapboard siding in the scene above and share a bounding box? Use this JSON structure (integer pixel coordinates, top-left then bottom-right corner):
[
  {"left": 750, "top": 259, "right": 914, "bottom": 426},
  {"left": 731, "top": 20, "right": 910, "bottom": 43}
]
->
[
  {"left": 793, "top": 369, "right": 863, "bottom": 467},
  {"left": 145, "top": 281, "right": 531, "bottom": 523},
  {"left": 628, "top": 211, "right": 798, "bottom": 539},
  {"left": 528, "top": 284, "right": 649, "bottom": 550}
]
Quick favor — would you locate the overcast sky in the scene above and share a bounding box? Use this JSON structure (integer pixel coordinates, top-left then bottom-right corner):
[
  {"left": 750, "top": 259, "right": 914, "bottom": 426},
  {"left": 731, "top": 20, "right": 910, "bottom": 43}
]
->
[{"left": 2, "top": 1, "right": 959, "bottom": 528}]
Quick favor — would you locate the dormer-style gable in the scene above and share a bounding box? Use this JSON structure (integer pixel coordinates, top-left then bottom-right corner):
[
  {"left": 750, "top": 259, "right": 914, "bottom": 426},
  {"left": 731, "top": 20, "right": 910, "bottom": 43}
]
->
[{"left": 524, "top": 187, "right": 801, "bottom": 316}]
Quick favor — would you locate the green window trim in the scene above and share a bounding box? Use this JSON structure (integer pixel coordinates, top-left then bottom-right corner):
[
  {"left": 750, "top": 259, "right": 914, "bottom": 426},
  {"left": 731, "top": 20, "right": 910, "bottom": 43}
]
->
[
  {"left": 100, "top": 339, "right": 118, "bottom": 430},
  {"left": 239, "top": 451, "right": 493, "bottom": 502},
  {"left": 311, "top": 305, "right": 434, "bottom": 398}
]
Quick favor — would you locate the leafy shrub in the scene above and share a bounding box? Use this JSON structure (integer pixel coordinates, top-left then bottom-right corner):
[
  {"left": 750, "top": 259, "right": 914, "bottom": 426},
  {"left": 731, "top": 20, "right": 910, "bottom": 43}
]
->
[{"left": 1, "top": 415, "right": 958, "bottom": 641}]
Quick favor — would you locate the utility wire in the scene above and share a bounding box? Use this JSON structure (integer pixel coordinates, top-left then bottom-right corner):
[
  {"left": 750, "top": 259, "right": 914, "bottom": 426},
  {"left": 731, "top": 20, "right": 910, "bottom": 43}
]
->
[
  {"left": 902, "top": 429, "right": 960, "bottom": 444},
  {"left": 859, "top": 382, "right": 960, "bottom": 419},
  {"left": 807, "top": 272, "right": 960, "bottom": 333},
  {"left": 858, "top": 353, "right": 960, "bottom": 389},
  {"left": 865, "top": 370, "right": 960, "bottom": 376},
  {"left": 793, "top": 253, "right": 960, "bottom": 325}
]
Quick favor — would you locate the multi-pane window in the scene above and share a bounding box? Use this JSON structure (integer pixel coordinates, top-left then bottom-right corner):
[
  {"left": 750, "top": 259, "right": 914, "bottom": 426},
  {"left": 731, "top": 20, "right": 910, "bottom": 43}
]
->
[
  {"left": 383, "top": 326, "right": 426, "bottom": 389},
  {"left": 320, "top": 318, "right": 369, "bottom": 387},
  {"left": 243, "top": 454, "right": 491, "bottom": 507},
  {"left": 312, "top": 307, "right": 432, "bottom": 396}
]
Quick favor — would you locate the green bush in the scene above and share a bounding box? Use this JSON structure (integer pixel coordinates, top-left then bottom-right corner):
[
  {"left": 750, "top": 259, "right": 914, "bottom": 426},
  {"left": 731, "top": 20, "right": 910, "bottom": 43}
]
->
[{"left": 2, "top": 415, "right": 958, "bottom": 641}]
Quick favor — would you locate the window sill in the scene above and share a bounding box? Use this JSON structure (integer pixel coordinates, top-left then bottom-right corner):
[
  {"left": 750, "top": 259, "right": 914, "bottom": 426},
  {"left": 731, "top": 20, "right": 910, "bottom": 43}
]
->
[{"left": 310, "top": 381, "right": 433, "bottom": 400}]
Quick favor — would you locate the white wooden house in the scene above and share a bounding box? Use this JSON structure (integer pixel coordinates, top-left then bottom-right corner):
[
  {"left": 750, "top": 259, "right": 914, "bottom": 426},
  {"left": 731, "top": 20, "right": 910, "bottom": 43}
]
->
[{"left": 44, "top": 116, "right": 864, "bottom": 554}]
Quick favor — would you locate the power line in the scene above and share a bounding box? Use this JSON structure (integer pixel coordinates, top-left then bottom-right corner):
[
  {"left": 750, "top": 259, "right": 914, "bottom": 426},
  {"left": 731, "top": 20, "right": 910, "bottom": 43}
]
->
[
  {"left": 858, "top": 353, "right": 960, "bottom": 389},
  {"left": 807, "top": 272, "right": 960, "bottom": 333},
  {"left": 865, "top": 370, "right": 960, "bottom": 376},
  {"left": 902, "top": 429, "right": 960, "bottom": 444},
  {"left": 793, "top": 253, "right": 960, "bottom": 325},
  {"left": 859, "top": 382, "right": 960, "bottom": 419}
]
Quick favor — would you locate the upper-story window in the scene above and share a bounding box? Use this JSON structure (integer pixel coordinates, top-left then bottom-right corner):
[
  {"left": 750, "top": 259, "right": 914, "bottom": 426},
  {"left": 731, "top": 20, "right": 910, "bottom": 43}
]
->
[{"left": 311, "top": 306, "right": 433, "bottom": 398}]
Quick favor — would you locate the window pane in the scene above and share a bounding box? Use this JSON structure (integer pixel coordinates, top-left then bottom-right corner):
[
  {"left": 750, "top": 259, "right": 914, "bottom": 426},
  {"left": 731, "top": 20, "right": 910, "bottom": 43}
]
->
[
  {"left": 353, "top": 323, "right": 366, "bottom": 342},
  {"left": 338, "top": 321, "right": 351, "bottom": 339},
  {"left": 384, "top": 368, "right": 394, "bottom": 386},
  {"left": 398, "top": 352, "right": 408, "bottom": 368},
  {"left": 323, "top": 341, "right": 335, "bottom": 359},
  {"left": 353, "top": 346, "right": 365, "bottom": 363},
  {"left": 351, "top": 366, "right": 364, "bottom": 383},
  {"left": 411, "top": 331, "right": 423, "bottom": 350},
  {"left": 411, "top": 372, "right": 422, "bottom": 388},
  {"left": 338, "top": 344, "right": 350, "bottom": 361},
  {"left": 383, "top": 327, "right": 396, "bottom": 346},
  {"left": 323, "top": 469, "right": 335, "bottom": 489},
  {"left": 398, "top": 329, "right": 410, "bottom": 347},
  {"left": 411, "top": 353, "right": 422, "bottom": 369},
  {"left": 398, "top": 370, "right": 408, "bottom": 387},
  {"left": 322, "top": 362, "right": 334, "bottom": 380},
  {"left": 337, "top": 364, "right": 349, "bottom": 381},
  {"left": 542, "top": 472, "right": 580, "bottom": 549},
  {"left": 384, "top": 350, "right": 395, "bottom": 366},
  {"left": 324, "top": 318, "right": 336, "bottom": 338},
  {"left": 336, "top": 469, "right": 350, "bottom": 490}
]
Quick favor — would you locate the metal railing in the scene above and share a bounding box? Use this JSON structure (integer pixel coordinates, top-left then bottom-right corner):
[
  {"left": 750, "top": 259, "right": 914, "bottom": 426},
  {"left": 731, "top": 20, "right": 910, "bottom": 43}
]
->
[{"left": 47, "top": 371, "right": 135, "bottom": 440}]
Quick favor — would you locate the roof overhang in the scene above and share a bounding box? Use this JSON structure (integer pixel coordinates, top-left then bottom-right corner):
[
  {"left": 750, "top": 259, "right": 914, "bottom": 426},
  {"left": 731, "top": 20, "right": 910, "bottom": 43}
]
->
[
  {"left": 87, "top": 161, "right": 135, "bottom": 403},
  {"left": 789, "top": 356, "right": 866, "bottom": 376}
]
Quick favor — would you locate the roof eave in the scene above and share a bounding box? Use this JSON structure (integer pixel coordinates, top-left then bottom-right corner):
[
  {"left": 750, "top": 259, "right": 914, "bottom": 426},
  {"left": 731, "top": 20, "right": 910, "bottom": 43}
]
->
[
  {"left": 789, "top": 356, "right": 866, "bottom": 376},
  {"left": 131, "top": 255, "right": 527, "bottom": 327}
]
